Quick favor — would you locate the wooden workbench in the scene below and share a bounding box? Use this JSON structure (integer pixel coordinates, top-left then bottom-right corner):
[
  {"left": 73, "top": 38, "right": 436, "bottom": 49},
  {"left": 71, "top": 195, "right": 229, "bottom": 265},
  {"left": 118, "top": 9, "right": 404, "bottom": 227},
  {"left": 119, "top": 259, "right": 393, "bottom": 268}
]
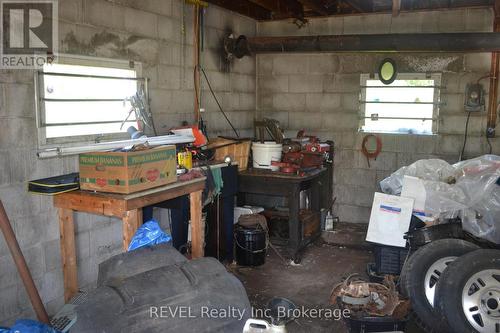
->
[
  {"left": 53, "top": 177, "right": 206, "bottom": 302},
  {"left": 238, "top": 167, "right": 332, "bottom": 262}
]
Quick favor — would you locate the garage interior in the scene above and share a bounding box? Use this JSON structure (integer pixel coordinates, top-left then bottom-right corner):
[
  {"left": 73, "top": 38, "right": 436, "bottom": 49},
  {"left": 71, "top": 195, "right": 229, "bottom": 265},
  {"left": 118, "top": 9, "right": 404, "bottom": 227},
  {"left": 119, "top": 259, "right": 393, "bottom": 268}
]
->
[{"left": 0, "top": 0, "right": 499, "bottom": 332}]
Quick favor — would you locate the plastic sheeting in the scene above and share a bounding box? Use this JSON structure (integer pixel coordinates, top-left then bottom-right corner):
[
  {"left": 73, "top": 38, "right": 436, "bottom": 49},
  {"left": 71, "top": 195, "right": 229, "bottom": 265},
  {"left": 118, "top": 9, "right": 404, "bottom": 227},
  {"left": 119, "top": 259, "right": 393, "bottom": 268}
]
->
[
  {"left": 380, "top": 159, "right": 455, "bottom": 195},
  {"left": 380, "top": 155, "right": 500, "bottom": 244},
  {"left": 127, "top": 219, "right": 172, "bottom": 251},
  {"left": 0, "top": 320, "right": 60, "bottom": 333}
]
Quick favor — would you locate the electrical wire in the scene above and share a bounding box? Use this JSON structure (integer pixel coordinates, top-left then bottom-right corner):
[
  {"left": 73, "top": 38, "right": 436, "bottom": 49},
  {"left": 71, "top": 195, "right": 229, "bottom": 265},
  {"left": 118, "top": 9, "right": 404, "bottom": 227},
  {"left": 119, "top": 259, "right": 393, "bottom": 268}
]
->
[
  {"left": 200, "top": 67, "right": 240, "bottom": 138},
  {"left": 459, "top": 111, "right": 472, "bottom": 161},
  {"left": 486, "top": 134, "right": 493, "bottom": 155}
]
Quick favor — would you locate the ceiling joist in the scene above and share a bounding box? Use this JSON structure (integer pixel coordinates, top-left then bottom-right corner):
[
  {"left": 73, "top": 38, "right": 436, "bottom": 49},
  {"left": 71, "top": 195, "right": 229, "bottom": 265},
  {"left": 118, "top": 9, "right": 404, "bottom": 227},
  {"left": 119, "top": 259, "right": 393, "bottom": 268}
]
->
[
  {"left": 204, "top": 0, "right": 272, "bottom": 20},
  {"left": 206, "top": 0, "right": 494, "bottom": 20},
  {"left": 241, "top": 0, "right": 306, "bottom": 20},
  {"left": 342, "top": 0, "right": 373, "bottom": 12},
  {"left": 297, "top": 0, "right": 330, "bottom": 15}
]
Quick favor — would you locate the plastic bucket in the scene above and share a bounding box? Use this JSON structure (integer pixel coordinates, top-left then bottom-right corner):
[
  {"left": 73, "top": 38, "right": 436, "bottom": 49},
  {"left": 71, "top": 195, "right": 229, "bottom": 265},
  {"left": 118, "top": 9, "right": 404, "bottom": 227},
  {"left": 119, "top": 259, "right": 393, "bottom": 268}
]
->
[
  {"left": 235, "top": 226, "right": 267, "bottom": 266},
  {"left": 252, "top": 142, "right": 283, "bottom": 171}
]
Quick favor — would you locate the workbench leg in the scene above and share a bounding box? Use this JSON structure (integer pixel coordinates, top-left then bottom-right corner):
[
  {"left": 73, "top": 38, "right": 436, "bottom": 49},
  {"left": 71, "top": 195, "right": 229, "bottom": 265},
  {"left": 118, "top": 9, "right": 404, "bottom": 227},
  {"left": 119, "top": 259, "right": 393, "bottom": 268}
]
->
[
  {"left": 289, "top": 189, "right": 301, "bottom": 263},
  {"left": 190, "top": 190, "right": 204, "bottom": 259},
  {"left": 123, "top": 209, "right": 143, "bottom": 251},
  {"left": 58, "top": 208, "right": 78, "bottom": 303}
]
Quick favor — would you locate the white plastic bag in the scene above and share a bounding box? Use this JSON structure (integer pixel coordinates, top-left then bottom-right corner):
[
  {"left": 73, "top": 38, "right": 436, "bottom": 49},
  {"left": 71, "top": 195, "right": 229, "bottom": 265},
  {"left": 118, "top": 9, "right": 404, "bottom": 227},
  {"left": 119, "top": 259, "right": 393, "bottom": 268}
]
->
[{"left": 383, "top": 155, "right": 500, "bottom": 244}]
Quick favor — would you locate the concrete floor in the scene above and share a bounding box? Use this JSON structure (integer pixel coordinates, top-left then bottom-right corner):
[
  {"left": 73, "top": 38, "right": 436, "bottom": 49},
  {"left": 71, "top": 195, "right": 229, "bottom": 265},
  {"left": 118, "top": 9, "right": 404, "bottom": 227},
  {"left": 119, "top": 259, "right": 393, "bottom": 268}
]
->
[{"left": 232, "top": 240, "right": 425, "bottom": 333}]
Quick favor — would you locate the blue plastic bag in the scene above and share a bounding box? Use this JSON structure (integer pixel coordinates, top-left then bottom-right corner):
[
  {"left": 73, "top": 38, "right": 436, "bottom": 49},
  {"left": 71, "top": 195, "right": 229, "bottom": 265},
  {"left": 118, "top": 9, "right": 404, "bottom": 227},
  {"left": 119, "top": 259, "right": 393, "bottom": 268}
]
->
[
  {"left": 0, "top": 320, "right": 60, "bottom": 333},
  {"left": 127, "top": 219, "right": 172, "bottom": 251}
]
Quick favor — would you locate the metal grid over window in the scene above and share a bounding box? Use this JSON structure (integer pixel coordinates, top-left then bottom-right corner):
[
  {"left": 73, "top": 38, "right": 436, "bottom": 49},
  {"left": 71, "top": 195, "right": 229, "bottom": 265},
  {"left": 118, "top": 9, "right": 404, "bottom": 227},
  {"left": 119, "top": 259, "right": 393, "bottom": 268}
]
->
[
  {"left": 35, "top": 55, "right": 146, "bottom": 148},
  {"left": 359, "top": 73, "right": 442, "bottom": 135}
]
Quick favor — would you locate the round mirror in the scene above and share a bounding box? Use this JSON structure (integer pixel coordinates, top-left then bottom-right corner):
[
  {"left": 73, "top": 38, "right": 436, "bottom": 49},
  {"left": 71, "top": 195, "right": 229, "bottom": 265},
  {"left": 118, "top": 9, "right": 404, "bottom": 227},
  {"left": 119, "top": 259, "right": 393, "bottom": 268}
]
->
[{"left": 378, "top": 58, "right": 397, "bottom": 85}]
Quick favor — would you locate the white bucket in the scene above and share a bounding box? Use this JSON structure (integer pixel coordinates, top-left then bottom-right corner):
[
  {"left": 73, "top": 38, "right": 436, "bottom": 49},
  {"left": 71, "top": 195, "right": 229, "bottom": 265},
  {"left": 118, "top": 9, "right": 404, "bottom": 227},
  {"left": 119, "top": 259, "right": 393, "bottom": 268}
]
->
[{"left": 252, "top": 142, "right": 282, "bottom": 171}]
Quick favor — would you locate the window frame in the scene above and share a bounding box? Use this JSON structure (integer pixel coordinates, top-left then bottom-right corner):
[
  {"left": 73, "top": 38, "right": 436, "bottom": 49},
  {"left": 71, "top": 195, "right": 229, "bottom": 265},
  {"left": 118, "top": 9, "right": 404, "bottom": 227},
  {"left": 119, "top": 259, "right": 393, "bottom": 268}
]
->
[
  {"left": 359, "top": 72, "right": 442, "bottom": 135},
  {"left": 35, "top": 54, "right": 144, "bottom": 149}
]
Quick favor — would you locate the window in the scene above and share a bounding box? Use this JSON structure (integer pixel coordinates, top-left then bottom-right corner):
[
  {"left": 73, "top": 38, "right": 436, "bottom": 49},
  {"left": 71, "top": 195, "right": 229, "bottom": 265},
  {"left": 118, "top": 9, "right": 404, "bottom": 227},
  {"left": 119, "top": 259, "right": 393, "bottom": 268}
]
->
[
  {"left": 359, "top": 73, "right": 441, "bottom": 135},
  {"left": 35, "top": 55, "right": 144, "bottom": 147}
]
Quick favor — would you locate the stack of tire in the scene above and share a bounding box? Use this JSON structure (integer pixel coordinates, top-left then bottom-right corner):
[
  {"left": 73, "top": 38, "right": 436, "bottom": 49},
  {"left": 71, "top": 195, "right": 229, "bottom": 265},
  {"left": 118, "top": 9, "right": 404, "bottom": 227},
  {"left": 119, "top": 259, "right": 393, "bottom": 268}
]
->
[{"left": 399, "top": 239, "right": 500, "bottom": 333}]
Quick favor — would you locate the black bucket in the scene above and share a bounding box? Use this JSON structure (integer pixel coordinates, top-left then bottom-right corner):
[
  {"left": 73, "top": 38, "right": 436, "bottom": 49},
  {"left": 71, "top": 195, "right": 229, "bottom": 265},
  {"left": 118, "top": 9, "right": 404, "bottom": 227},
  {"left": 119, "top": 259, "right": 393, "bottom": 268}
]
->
[{"left": 235, "top": 226, "right": 267, "bottom": 266}]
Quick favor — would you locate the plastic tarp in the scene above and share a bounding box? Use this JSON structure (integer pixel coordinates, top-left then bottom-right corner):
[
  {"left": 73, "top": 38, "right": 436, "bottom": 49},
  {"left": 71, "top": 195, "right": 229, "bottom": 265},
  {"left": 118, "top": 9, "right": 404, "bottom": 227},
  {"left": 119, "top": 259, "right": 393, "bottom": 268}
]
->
[
  {"left": 0, "top": 320, "right": 60, "bottom": 333},
  {"left": 380, "top": 155, "right": 500, "bottom": 244},
  {"left": 127, "top": 219, "right": 172, "bottom": 251}
]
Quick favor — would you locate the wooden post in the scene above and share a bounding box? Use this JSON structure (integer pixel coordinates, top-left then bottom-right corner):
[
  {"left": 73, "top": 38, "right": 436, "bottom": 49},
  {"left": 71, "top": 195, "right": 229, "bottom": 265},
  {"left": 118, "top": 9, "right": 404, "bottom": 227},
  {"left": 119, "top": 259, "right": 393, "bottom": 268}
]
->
[
  {"left": 392, "top": 0, "right": 400, "bottom": 16},
  {"left": 190, "top": 190, "right": 204, "bottom": 258},
  {"left": 58, "top": 208, "right": 78, "bottom": 303},
  {"left": 123, "top": 209, "right": 143, "bottom": 251}
]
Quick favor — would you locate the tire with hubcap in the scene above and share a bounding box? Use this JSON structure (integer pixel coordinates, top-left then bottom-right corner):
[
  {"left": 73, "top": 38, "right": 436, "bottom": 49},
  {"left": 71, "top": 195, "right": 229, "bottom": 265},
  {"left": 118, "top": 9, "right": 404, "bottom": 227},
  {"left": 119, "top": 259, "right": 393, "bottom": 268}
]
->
[
  {"left": 435, "top": 249, "right": 500, "bottom": 333},
  {"left": 399, "top": 239, "right": 480, "bottom": 332}
]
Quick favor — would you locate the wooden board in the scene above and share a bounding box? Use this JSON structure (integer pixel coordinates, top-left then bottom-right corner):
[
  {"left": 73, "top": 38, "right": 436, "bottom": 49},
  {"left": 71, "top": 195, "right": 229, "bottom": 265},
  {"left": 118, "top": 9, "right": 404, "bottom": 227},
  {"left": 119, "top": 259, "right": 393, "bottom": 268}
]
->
[{"left": 58, "top": 208, "right": 77, "bottom": 302}]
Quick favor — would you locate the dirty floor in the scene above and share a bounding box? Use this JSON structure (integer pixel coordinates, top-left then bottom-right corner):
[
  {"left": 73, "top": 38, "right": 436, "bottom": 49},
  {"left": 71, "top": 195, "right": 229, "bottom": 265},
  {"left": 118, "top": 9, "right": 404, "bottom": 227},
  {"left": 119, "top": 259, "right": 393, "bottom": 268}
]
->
[{"left": 232, "top": 240, "right": 425, "bottom": 333}]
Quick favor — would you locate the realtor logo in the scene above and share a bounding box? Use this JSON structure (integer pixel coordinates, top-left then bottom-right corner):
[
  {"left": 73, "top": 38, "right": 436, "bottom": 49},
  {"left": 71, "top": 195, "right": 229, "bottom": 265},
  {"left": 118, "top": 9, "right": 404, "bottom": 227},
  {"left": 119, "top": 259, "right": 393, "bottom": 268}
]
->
[{"left": 0, "top": 0, "right": 58, "bottom": 68}]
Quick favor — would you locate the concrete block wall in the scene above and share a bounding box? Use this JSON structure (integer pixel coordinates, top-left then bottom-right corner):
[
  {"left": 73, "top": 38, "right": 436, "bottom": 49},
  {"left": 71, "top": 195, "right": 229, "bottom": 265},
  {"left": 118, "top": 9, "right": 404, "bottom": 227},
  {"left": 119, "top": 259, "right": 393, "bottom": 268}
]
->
[
  {"left": 256, "top": 8, "right": 500, "bottom": 224},
  {"left": 0, "top": 0, "right": 256, "bottom": 325}
]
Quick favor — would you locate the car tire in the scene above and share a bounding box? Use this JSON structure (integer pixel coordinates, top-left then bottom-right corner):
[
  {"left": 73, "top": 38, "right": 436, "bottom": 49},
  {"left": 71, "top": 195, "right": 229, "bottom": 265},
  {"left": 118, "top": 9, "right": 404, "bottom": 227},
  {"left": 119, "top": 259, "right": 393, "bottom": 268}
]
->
[
  {"left": 399, "top": 239, "right": 480, "bottom": 333},
  {"left": 435, "top": 249, "right": 500, "bottom": 333}
]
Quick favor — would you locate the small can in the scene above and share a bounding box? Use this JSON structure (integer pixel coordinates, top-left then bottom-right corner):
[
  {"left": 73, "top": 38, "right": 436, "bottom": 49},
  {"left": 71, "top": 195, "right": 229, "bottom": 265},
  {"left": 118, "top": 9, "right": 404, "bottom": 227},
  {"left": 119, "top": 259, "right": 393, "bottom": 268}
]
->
[{"left": 177, "top": 150, "right": 193, "bottom": 169}]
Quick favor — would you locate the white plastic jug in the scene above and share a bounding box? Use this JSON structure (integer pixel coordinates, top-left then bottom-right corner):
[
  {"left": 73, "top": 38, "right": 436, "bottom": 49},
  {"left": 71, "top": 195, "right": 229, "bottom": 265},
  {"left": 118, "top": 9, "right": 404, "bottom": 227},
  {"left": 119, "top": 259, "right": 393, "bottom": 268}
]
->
[
  {"left": 242, "top": 319, "right": 287, "bottom": 333},
  {"left": 252, "top": 142, "right": 283, "bottom": 171}
]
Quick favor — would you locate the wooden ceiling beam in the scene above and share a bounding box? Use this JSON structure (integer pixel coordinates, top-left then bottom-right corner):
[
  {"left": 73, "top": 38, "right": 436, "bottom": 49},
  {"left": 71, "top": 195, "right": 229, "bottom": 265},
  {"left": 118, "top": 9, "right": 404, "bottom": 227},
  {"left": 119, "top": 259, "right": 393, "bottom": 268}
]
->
[
  {"left": 205, "top": 0, "right": 272, "bottom": 20},
  {"left": 297, "top": 0, "right": 330, "bottom": 15}
]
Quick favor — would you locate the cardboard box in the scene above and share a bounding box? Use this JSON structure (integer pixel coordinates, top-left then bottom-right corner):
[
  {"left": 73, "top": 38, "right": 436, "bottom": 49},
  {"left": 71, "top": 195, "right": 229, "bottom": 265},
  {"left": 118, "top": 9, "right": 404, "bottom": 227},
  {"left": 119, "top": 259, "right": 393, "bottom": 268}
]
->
[{"left": 79, "top": 146, "right": 177, "bottom": 194}]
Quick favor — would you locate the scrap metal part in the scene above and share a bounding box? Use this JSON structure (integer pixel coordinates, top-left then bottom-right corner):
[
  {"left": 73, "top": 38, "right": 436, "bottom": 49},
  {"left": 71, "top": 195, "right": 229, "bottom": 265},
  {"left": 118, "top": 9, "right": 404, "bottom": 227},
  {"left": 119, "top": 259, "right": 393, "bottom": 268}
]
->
[{"left": 330, "top": 274, "right": 410, "bottom": 318}]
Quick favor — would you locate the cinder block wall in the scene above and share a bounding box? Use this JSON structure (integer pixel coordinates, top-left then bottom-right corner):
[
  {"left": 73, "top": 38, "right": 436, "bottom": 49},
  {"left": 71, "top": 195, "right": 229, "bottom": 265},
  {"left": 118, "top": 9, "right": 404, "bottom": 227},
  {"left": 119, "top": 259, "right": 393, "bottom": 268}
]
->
[
  {"left": 0, "top": 0, "right": 256, "bottom": 325},
  {"left": 256, "top": 8, "right": 499, "bottom": 224}
]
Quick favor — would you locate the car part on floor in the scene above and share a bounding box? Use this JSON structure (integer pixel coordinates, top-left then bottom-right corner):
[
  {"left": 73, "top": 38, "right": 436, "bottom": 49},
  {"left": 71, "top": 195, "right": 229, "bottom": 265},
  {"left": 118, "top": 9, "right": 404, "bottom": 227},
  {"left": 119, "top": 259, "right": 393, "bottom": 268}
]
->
[
  {"left": 399, "top": 239, "right": 480, "bottom": 332},
  {"left": 72, "top": 248, "right": 251, "bottom": 332},
  {"left": 331, "top": 275, "right": 409, "bottom": 318},
  {"left": 435, "top": 249, "right": 500, "bottom": 333}
]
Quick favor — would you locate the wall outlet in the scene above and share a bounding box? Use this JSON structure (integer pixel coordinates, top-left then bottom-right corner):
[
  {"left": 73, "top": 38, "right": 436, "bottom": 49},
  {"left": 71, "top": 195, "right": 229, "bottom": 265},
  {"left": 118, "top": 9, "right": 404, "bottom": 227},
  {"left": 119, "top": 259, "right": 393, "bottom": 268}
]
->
[{"left": 464, "top": 83, "right": 485, "bottom": 112}]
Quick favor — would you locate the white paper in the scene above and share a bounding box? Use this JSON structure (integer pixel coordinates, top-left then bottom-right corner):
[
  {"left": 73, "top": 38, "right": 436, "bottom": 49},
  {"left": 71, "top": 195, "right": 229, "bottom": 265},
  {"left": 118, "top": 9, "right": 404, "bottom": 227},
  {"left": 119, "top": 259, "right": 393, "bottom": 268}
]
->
[
  {"left": 401, "top": 175, "right": 434, "bottom": 223},
  {"left": 401, "top": 175, "right": 426, "bottom": 215},
  {"left": 366, "top": 192, "right": 414, "bottom": 247}
]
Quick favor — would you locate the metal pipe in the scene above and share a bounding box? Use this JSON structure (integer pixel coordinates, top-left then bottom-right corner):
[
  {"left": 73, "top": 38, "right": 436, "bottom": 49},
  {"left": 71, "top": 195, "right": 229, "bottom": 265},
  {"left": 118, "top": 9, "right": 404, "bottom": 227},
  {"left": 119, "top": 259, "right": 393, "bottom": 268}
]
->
[
  {"left": 37, "top": 134, "right": 195, "bottom": 158},
  {"left": 359, "top": 85, "right": 445, "bottom": 89},
  {"left": 43, "top": 98, "right": 126, "bottom": 102},
  {"left": 42, "top": 120, "right": 136, "bottom": 127},
  {"left": 487, "top": 4, "right": 500, "bottom": 137},
  {"left": 0, "top": 201, "right": 50, "bottom": 324},
  {"left": 226, "top": 33, "right": 500, "bottom": 58},
  {"left": 361, "top": 116, "right": 435, "bottom": 120},
  {"left": 361, "top": 101, "right": 440, "bottom": 105}
]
